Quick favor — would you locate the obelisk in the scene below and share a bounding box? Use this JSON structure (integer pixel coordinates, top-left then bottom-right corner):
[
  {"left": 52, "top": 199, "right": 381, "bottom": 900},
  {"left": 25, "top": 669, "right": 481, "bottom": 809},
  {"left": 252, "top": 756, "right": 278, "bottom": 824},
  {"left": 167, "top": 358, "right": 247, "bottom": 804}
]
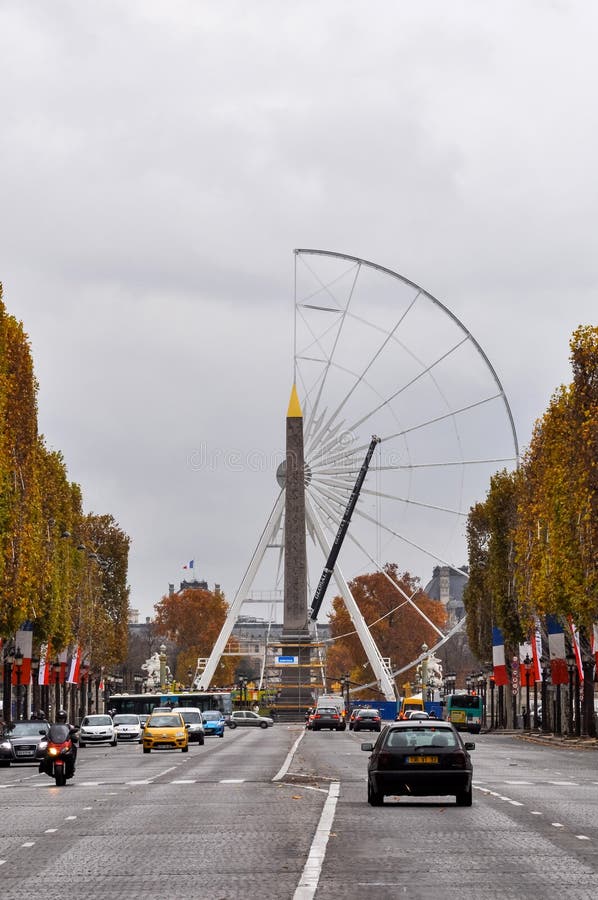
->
[
  {"left": 279, "top": 385, "right": 311, "bottom": 714},
  {"left": 283, "top": 384, "right": 308, "bottom": 636}
]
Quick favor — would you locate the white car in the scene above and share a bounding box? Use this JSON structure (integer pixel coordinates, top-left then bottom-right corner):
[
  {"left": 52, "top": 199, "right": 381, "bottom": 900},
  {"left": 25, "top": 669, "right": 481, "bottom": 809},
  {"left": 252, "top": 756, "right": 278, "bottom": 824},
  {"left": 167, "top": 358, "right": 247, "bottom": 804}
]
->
[
  {"left": 79, "top": 714, "right": 117, "bottom": 747},
  {"left": 176, "top": 708, "right": 205, "bottom": 745},
  {"left": 113, "top": 714, "right": 143, "bottom": 743}
]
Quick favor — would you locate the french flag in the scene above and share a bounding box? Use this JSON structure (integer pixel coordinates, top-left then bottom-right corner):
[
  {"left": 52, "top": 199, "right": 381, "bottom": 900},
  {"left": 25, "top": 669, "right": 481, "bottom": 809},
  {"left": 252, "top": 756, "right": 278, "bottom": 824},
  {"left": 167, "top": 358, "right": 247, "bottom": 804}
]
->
[
  {"left": 547, "top": 615, "right": 568, "bottom": 685},
  {"left": 183, "top": 559, "right": 194, "bottom": 570},
  {"left": 67, "top": 646, "right": 82, "bottom": 685},
  {"left": 492, "top": 627, "right": 509, "bottom": 686},
  {"left": 59, "top": 649, "right": 68, "bottom": 684},
  {"left": 12, "top": 623, "right": 34, "bottom": 686},
  {"left": 592, "top": 624, "right": 598, "bottom": 669}
]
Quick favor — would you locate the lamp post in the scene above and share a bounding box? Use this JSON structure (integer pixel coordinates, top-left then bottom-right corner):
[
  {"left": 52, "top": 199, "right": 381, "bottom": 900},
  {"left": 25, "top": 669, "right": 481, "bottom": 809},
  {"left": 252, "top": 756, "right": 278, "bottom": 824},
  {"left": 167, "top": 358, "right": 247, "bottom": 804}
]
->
[
  {"left": 53, "top": 658, "right": 61, "bottom": 721},
  {"left": 14, "top": 648, "right": 23, "bottom": 721},
  {"left": 187, "top": 668, "right": 194, "bottom": 690},
  {"left": 2, "top": 644, "right": 15, "bottom": 722},
  {"left": 540, "top": 657, "right": 550, "bottom": 734},
  {"left": 523, "top": 654, "right": 532, "bottom": 729},
  {"left": 565, "top": 651, "right": 575, "bottom": 736},
  {"left": 238, "top": 676, "right": 247, "bottom": 709},
  {"left": 30, "top": 654, "right": 40, "bottom": 719},
  {"left": 489, "top": 675, "right": 495, "bottom": 730},
  {"left": 420, "top": 644, "right": 428, "bottom": 703},
  {"left": 80, "top": 660, "right": 90, "bottom": 720}
]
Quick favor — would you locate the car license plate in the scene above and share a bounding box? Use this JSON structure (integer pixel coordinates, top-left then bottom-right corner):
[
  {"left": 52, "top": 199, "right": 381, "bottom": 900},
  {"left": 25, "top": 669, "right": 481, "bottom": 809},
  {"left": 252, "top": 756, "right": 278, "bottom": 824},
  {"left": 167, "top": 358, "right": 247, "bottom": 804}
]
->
[
  {"left": 155, "top": 743, "right": 171, "bottom": 749},
  {"left": 16, "top": 750, "right": 35, "bottom": 756},
  {"left": 406, "top": 755, "right": 438, "bottom": 764}
]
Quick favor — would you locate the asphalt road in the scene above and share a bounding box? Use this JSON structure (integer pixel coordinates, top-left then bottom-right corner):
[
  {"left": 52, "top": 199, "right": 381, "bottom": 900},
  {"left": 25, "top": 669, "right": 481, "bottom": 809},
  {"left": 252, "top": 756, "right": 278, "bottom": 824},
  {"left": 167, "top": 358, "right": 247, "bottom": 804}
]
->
[{"left": 1, "top": 726, "right": 598, "bottom": 900}]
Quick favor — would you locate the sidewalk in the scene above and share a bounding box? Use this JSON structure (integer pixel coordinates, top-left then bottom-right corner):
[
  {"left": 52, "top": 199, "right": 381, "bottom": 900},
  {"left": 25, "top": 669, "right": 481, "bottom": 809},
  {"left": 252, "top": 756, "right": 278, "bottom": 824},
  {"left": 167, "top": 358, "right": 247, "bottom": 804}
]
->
[{"left": 484, "top": 728, "right": 598, "bottom": 751}]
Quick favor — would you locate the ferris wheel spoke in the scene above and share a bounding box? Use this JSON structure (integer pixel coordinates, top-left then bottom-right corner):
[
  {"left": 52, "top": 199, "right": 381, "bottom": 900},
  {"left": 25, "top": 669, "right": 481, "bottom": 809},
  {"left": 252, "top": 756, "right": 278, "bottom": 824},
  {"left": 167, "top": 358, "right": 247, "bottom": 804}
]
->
[
  {"left": 376, "top": 393, "right": 506, "bottom": 446},
  {"left": 352, "top": 505, "right": 469, "bottom": 577},
  {"left": 359, "top": 487, "right": 466, "bottom": 518},
  {"left": 345, "top": 335, "right": 471, "bottom": 435},
  {"left": 370, "top": 456, "right": 517, "bottom": 471},
  {"left": 305, "top": 289, "right": 422, "bottom": 457}
]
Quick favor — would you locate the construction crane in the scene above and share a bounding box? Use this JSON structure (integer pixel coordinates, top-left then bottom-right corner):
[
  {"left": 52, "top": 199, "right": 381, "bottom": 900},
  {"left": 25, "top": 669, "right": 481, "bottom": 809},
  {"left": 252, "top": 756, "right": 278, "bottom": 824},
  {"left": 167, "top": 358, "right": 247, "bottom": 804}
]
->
[{"left": 309, "top": 435, "right": 381, "bottom": 621}]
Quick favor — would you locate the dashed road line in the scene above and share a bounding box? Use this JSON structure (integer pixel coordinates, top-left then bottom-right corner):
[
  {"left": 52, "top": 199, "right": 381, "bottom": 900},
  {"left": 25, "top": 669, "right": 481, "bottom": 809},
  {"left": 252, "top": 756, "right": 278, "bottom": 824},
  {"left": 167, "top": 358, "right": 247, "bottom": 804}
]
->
[
  {"left": 576, "top": 835, "right": 590, "bottom": 840},
  {"left": 21, "top": 842, "right": 35, "bottom": 848},
  {"left": 552, "top": 822, "right": 564, "bottom": 828},
  {"left": 45, "top": 828, "right": 57, "bottom": 833},
  {"left": 220, "top": 779, "right": 244, "bottom": 783}
]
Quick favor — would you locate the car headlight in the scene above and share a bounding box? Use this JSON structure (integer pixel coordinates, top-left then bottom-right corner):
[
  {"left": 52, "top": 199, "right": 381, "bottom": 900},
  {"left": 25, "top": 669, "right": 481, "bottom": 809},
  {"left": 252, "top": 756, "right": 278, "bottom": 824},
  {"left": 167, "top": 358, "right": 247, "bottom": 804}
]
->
[
  {"left": 0, "top": 741, "right": 10, "bottom": 750},
  {"left": 39, "top": 741, "right": 48, "bottom": 750},
  {"left": 176, "top": 731, "right": 185, "bottom": 738}
]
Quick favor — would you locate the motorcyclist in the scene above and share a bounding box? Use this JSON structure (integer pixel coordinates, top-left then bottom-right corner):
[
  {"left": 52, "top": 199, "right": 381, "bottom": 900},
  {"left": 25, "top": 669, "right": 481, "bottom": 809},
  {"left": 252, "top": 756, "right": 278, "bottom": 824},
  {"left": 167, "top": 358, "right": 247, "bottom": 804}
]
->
[{"left": 55, "top": 709, "right": 78, "bottom": 768}]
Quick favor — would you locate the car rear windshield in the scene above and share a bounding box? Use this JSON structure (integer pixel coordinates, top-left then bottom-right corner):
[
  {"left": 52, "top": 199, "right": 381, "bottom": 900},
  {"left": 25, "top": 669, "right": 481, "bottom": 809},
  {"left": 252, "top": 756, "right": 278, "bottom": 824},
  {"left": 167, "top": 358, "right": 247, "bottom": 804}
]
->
[
  {"left": 179, "top": 711, "right": 201, "bottom": 723},
  {"left": 316, "top": 708, "right": 337, "bottom": 715},
  {"left": 149, "top": 716, "right": 182, "bottom": 728},
  {"left": 386, "top": 728, "right": 458, "bottom": 749},
  {"left": 357, "top": 710, "right": 379, "bottom": 717},
  {"left": 202, "top": 711, "right": 222, "bottom": 721},
  {"left": 83, "top": 716, "right": 112, "bottom": 726},
  {"left": 114, "top": 715, "right": 138, "bottom": 724}
]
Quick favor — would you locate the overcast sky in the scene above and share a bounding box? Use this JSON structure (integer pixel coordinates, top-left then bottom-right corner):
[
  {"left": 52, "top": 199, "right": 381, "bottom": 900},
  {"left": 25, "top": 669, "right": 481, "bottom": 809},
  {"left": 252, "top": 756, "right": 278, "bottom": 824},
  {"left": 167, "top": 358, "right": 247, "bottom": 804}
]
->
[{"left": 1, "top": 1, "right": 596, "bottom": 623}]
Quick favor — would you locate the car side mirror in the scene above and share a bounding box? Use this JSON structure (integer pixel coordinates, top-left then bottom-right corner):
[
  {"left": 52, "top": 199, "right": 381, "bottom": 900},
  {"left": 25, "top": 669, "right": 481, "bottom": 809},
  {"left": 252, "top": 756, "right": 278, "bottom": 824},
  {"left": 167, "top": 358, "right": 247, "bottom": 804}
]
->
[
  {"left": 39, "top": 729, "right": 47, "bottom": 735},
  {"left": 361, "top": 742, "right": 374, "bottom": 751},
  {"left": 464, "top": 742, "right": 475, "bottom": 750}
]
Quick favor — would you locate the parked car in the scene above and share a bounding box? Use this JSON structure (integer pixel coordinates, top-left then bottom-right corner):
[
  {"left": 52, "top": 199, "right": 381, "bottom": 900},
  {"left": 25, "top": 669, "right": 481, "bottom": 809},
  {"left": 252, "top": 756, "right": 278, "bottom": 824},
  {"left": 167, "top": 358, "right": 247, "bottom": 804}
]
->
[
  {"left": 79, "top": 714, "right": 117, "bottom": 747},
  {"left": 142, "top": 712, "right": 188, "bottom": 753},
  {"left": 361, "top": 720, "right": 475, "bottom": 806},
  {"left": 351, "top": 709, "right": 382, "bottom": 732},
  {"left": 311, "top": 706, "right": 344, "bottom": 732},
  {"left": 202, "top": 710, "right": 225, "bottom": 737},
  {"left": 113, "top": 714, "right": 143, "bottom": 743},
  {"left": 177, "top": 708, "right": 205, "bottom": 745},
  {"left": 228, "top": 711, "right": 274, "bottom": 729},
  {"left": 0, "top": 720, "right": 50, "bottom": 766}
]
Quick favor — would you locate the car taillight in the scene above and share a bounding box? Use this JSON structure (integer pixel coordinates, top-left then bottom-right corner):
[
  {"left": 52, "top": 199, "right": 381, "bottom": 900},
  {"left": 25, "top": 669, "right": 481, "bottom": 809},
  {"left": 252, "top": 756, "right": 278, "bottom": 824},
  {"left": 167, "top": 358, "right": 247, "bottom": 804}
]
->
[
  {"left": 314, "top": 714, "right": 321, "bottom": 718},
  {"left": 332, "top": 714, "right": 339, "bottom": 719},
  {"left": 446, "top": 751, "right": 467, "bottom": 768},
  {"left": 373, "top": 717, "right": 380, "bottom": 721}
]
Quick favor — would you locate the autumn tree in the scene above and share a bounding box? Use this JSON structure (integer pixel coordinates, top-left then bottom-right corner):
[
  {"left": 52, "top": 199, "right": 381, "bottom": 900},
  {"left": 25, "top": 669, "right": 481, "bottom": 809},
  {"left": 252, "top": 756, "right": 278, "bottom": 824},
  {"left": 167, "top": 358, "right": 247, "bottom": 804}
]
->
[
  {"left": 326, "top": 564, "right": 446, "bottom": 698},
  {"left": 154, "top": 587, "right": 236, "bottom": 686}
]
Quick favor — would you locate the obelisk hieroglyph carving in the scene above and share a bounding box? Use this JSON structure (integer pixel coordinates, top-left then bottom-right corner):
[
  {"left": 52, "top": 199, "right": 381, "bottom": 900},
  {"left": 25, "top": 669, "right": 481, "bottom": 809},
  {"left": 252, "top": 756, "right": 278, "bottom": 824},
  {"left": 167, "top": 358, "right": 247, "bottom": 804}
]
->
[{"left": 283, "top": 384, "right": 309, "bottom": 635}]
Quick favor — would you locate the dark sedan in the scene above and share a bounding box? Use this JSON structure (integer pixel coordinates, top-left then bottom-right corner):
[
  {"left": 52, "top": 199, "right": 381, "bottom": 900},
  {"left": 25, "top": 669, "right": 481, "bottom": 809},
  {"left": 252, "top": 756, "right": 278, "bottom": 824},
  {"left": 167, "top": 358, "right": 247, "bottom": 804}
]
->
[
  {"left": 361, "top": 720, "right": 475, "bottom": 806},
  {"left": 350, "top": 709, "right": 382, "bottom": 732},
  {"left": 0, "top": 720, "right": 49, "bottom": 766}
]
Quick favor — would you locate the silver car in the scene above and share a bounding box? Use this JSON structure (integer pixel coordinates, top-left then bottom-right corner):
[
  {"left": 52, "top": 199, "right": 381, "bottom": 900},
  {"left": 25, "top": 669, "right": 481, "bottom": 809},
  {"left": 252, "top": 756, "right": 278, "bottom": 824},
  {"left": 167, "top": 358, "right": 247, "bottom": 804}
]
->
[
  {"left": 79, "top": 714, "right": 117, "bottom": 747},
  {"left": 0, "top": 721, "right": 49, "bottom": 765},
  {"left": 228, "top": 711, "right": 274, "bottom": 729},
  {"left": 113, "top": 714, "right": 143, "bottom": 743}
]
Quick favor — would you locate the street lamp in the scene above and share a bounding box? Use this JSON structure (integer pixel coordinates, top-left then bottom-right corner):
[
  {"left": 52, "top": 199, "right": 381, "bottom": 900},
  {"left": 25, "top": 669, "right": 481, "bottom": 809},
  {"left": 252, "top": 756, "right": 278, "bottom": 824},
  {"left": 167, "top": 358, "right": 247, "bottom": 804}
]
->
[
  {"left": 14, "top": 648, "right": 23, "bottom": 720},
  {"left": 489, "top": 674, "right": 496, "bottom": 729},
  {"left": 523, "top": 654, "right": 532, "bottom": 729},
  {"left": 238, "top": 676, "right": 247, "bottom": 708},
  {"left": 53, "top": 658, "right": 61, "bottom": 721},
  {"left": 420, "top": 644, "right": 428, "bottom": 702},
  {"left": 566, "top": 650, "right": 575, "bottom": 736},
  {"left": 540, "top": 656, "right": 551, "bottom": 734},
  {"left": 30, "top": 654, "right": 40, "bottom": 719},
  {"left": 187, "top": 668, "right": 194, "bottom": 690}
]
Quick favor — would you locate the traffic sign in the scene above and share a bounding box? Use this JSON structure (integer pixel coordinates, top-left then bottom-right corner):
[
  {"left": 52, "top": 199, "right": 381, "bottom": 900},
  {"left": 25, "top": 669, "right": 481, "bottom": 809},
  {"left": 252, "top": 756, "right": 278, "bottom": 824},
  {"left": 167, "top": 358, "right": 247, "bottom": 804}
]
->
[{"left": 275, "top": 655, "right": 298, "bottom": 664}]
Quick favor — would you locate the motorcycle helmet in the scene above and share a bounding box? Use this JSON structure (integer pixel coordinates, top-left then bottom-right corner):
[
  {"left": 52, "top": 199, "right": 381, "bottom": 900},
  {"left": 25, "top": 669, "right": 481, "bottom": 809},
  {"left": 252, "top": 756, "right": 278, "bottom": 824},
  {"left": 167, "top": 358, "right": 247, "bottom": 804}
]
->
[
  {"left": 56, "top": 709, "right": 68, "bottom": 723},
  {"left": 36, "top": 710, "right": 46, "bottom": 720}
]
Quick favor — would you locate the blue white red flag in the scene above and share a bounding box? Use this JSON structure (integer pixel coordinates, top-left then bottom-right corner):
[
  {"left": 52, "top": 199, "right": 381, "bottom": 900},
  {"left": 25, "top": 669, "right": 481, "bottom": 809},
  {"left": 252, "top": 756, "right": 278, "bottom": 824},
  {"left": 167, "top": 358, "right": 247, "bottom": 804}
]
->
[
  {"left": 592, "top": 624, "right": 598, "bottom": 669},
  {"left": 546, "top": 615, "right": 568, "bottom": 685},
  {"left": 183, "top": 559, "right": 194, "bottom": 570},
  {"left": 12, "top": 622, "right": 34, "bottom": 685},
  {"left": 492, "top": 627, "right": 509, "bottom": 686}
]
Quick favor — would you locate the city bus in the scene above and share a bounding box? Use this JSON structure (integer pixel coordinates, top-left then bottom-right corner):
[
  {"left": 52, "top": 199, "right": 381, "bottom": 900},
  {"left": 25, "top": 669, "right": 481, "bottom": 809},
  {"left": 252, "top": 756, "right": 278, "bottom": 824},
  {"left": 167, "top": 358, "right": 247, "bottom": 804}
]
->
[
  {"left": 445, "top": 693, "right": 483, "bottom": 733},
  {"left": 107, "top": 691, "right": 233, "bottom": 720}
]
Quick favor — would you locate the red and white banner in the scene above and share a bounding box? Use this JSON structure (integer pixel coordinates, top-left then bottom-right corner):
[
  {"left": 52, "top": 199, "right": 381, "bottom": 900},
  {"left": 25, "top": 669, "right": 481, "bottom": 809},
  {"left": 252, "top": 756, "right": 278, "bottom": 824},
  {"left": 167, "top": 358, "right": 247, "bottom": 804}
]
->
[
  {"left": 592, "top": 624, "right": 598, "bottom": 669},
  {"left": 492, "top": 627, "right": 510, "bottom": 686},
  {"left": 67, "top": 646, "right": 82, "bottom": 685},
  {"left": 58, "top": 649, "right": 68, "bottom": 684},
  {"left": 531, "top": 620, "right": 543, "bottom": 682},
  {"left": 38, "top": 642, "right": 52, "bottom": 685},
  {"left": 12, "top": 627, "right": 33, "bottom": 685},
  {"left": 568, "top": 617, "right": 584, "bottom": 682}
]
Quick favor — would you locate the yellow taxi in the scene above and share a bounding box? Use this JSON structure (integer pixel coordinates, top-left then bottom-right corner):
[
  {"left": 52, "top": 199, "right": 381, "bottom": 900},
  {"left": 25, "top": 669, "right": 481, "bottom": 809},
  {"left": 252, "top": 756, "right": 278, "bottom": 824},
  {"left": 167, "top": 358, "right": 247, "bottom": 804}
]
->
[{"left": 142, "top": 711, "right": 189, "bottom": 753}]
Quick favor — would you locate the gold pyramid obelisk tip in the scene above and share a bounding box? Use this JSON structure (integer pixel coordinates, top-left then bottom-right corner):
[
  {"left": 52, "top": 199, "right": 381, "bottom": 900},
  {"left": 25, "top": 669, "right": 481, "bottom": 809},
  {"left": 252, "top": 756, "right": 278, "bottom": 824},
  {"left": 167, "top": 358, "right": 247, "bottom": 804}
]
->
[{"left": 287, "top": 384, "right": 303, "bottom": 418}]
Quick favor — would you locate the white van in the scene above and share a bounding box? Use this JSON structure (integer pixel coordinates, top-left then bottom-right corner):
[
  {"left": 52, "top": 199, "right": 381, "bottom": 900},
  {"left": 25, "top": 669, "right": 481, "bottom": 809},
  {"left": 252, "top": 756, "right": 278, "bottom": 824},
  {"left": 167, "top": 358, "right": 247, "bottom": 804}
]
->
[
  {"left": 176, "top": 708, "right": 205, "bottom": 745},
  {"left": 316, "top": 694, "right": 347, "bottom": 730}
]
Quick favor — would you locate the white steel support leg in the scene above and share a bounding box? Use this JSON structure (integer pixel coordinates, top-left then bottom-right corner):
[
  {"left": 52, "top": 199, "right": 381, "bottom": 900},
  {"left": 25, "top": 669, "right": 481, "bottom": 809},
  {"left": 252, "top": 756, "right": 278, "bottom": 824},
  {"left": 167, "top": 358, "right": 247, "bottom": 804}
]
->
[
  {"left": 305, "top": 496, "right": 397, "bottom": 701},
  {"left": 198, "top": 490, "right": 286, "bottom": 690}
]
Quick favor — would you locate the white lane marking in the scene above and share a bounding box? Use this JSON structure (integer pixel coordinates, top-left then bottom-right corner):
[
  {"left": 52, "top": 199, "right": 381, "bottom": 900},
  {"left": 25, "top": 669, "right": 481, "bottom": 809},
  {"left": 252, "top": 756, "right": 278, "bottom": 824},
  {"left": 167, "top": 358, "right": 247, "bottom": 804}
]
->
[
  {"left": 531, "top": 811, "right": 542, "bottom": 815},
  {"left": 45, "top": 829, "right": 57, "bottom": 833},
  {"left": 576, "top": 835, "right": 590, "bottom": 840},
  {"left": 82, "top": 807, "right": 92, "bottom": 810},
  {"left": 273, "top": 730, "right": 306, "bottom": 782},
  {"left": 79, "top": 781, "right": 101, "bottom": 786},
  {"left": 0, "top": 860, "right": 6, "bottom": 865},
  {"left": 509, "top": 800, "right": 524, "bottom": 806},
  {"left": 552, "top": 823, "right": 564, "bottom": 828},
  {"left": 21, "top": 842, "right": 35, "bottom": 848},
  {"left": 126, "top": 780, "right": 150, "bottom": 785},
  {"left": 151, "top": 765, "right": 179, "bottom": 780},
  {"left": 548, "top": 781, "right": 578, "bottom": 786},
  {"left": 505, "top": 781, "right": 533, "bottom": 785},
  {"left": 65, "top": 816, "right": 77, "bottom": 821},
  {"left": 172, "top": 780, "right": 196, "bottom": 784},
  {"left": 294, "top": 781, "right": 340, "bottom": 900},
  {"left": 220, "top": 779, "right": 244, "bottom": 783}
]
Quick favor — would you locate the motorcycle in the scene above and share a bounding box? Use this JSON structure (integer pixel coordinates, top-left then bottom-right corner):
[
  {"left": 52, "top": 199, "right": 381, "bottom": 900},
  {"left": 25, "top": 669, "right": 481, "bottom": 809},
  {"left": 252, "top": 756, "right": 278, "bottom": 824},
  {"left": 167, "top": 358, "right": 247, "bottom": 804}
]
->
[{"left": 40, "top": 723, "right": 78, "bottom": 786}]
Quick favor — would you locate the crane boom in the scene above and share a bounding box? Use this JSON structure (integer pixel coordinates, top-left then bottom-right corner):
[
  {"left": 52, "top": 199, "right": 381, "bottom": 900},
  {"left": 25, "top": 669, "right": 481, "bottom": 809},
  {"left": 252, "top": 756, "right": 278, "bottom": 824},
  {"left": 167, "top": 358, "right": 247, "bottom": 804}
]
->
[{"left": 309, "top": 435, "right": 381, "bottom": 621}]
